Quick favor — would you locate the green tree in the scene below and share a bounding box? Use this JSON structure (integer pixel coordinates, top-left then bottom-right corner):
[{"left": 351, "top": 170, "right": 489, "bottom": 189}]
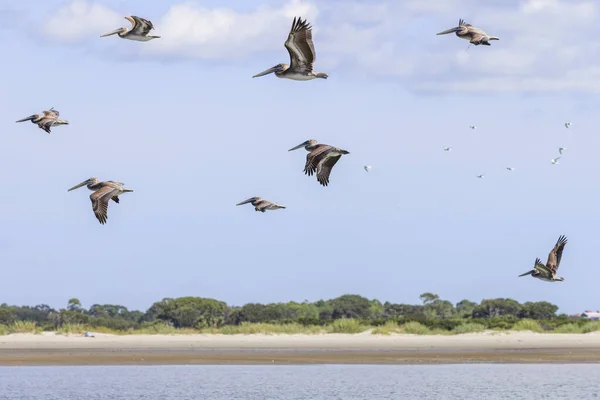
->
[
  {"left": 67, "top": 298, "right": 83, "bottom": 313},
  {"left": 419, "top": 293, "right": 440, "bottom": 305},
  {"left": 456, "top": 299, "right": 477, "bottom": 317},
  {"left": 517, "top": 301, "right": 558, "bottom": 320},
  {"left": 472, "top": 298, "right": 521, "bottom": 318}
]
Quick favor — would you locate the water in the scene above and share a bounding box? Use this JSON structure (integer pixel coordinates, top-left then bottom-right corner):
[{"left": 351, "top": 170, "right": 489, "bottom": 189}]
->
[{"left": 0, "top": 364, "right": 598, "bottom": 399}]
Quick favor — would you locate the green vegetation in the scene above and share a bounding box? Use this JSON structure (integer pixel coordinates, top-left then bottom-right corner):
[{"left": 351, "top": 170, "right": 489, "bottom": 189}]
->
[{"left": 0, "top": 293, "right": 598, "bottom": 335}]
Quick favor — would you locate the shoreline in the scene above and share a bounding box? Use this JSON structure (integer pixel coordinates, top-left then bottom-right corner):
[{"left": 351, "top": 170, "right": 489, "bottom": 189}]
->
[{"left": 2, "top": 331, "right": 600, "bottom": 365}]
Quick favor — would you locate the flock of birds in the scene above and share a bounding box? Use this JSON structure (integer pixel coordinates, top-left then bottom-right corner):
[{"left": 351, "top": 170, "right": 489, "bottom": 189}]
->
[
  {"left": 446, "top": 121, "right": 571, "bottom": 179},
  {"left": 14, "top": 15, "right": 571, "bottom": 283}
]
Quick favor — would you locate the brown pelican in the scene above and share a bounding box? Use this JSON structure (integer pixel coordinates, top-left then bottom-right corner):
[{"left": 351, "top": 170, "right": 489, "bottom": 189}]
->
[
  {"left": 436, "top": 19, "right": 499, "bottom": 46},
  {"left": 236, "top": 197, "right": 286, "bottom": 212},
  {"left": 68, "top": 178, "right": 133, "bottom": 225},
  {"left": 288, "top": 140, "right": 350, "bottom": 186},
  {"left": 15, "top": 108, "right": 68, "bottom": 134},
  {"left": 252, "top": 17, "right": 328, "bottom": 81},
  {"left": 519, "top": 235, "right": 567, "bottom": 282},
  {"left": 100, "top": 16, "right": 160, "bottom": 41}
]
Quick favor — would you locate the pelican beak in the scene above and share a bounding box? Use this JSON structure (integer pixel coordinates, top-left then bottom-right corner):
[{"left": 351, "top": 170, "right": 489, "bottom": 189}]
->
[
  {"left": 252, "top": 66, "right": 279, "bottom": 78},
  {"left": 288, "top": 140, "right": 311, "bottom": 151},
  {"left": 436, "top": 27, "right": 460, "bottom": 35},
  {"left": 68, "top": 180, "right": 89, "bottom": 192},
  {"left": 518, "top": 270, "right": 534, "bottom": 277},
  {"left": 100, "top": 28, "right": 122, "bottom": 37},
  {"left": 236, "top": 197, "right": 256, "bottom": 206},
  {"left": 15, "top": 115, "right": 36, "bottom": 123}
]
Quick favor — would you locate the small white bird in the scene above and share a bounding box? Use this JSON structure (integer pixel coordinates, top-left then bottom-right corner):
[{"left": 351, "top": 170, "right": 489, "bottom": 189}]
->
[
  {"left": 469, "top": 125, "right": 477, "bottom": 130},
  {"left": 364, "top": 165, "right": 371, "bottom": 172},
  {"left": 506, "top": 167, "right": 515, "bottom": 171},
  {"left": 565, "top": 122, "right": 571, "bottom": 128},
  {"left": 551, "top": 157, "right": 561, "bottom": 164},
  {"left": 443, "top": 147, "right": 451, "bottom": 151},
  {"left": 558, "top": 147, "right": 566, "bottom": 155},
  {"left": 476, "top": 174, "right": 484, "bottom": 179}
]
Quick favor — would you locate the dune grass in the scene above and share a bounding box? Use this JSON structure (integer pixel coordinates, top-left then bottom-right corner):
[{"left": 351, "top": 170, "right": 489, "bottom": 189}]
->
[
  {"left": 512, "top": 319, "right": 544, "bottom": 333},
  {"left": 399, "top": 321, "right": 430, "bottom": 335},
  {"left": 372, "top": 321, "right": 401, "bottom": 335},
  {"left": 3, "top": 320, "right": 600, "bottom": 336},
  {"left": 327, "top": 318, "right": 369, "bottom": 334},
  {"left": 452, "top": 322, "right": 486, "bottom": 334},
  {"left": 6, "top": 321, "right": 41, "bottom": 334}
]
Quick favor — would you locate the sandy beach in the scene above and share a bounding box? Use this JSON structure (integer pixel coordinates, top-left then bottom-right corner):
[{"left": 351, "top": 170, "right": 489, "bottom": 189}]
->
[{"left": 1, "top": 331, "right": 600, "bottom": 365}]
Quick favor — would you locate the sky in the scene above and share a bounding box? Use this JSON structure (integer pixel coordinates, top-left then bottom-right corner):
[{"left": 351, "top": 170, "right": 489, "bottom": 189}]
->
[{"left": 1, "top": 0, "right": 599, "bottom": 314}]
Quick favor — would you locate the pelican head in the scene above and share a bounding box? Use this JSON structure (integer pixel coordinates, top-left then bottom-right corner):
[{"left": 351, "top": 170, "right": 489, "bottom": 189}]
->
[
  {"left": 236, "top": 196, "right": 260, "bottom": 206},
  {"left": 518, "top": 270, "right": 534, "bottom": 277},
  {"left": 15, "top": 114, "right": 39, "bottom": 123},
  {"left": 100, "top": 27, "right": 126, "bottom": 37},
  {"left": 68, "top": 177, "right": 98, "bottom": 192},
  {"left": 436, "top": 26, "right": 461, "bottom": 35},
  {"left": 288, "top": 139, "right": 317, "bottom": 151},
  {"left": 252, "top": 64, "right": 288, "bottom": 78}
]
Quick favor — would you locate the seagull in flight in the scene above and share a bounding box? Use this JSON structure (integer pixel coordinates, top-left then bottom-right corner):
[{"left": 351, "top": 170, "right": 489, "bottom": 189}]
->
[
  {"left": 469, "top": 125, "right": 477, "bottom": 130},
  {"left": 551, "top": 157, "right": 561, "bottom": 164},
  {"left": 558, "top": 147, "right": 566, "bottom": 155},
  {"left": 476, "top": 174, "right": 485, "bottom": 179},
  {"left": 364, "top": 165, "right": 372, "bottom": 172},
  {"left": 506, "top": 167, "right": 515, "bottom": 171},
  {"left": 443, "top": 147, "right": 451, "bottom": 151},
  {"left": 564, "top": 122, "right": 571, "bottom": 128}
]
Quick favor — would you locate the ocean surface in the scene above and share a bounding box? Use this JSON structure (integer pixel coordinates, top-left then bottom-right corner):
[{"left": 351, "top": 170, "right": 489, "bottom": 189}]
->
[{"left": 0, "top": 364, "right": 598, "bottom": 399}]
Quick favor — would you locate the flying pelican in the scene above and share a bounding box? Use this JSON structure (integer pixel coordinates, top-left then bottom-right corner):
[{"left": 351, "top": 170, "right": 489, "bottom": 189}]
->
[
  {"left": 436, "top": 19, "right": 499, "bottom": 46},
  {"left": 364, "top": 165, "right": 372, "bottom": 172},
  {"left": 551, "top": 157, "right": 561, "bottom": 164},
  {"left": 565, "top": 122, "right": 571, "bottom": 128},
  {"left": 68, "top": 178, "right": 133, "bottom": 225},
  {"left": 519, "top": 235, "right": 567, "bottom": 282},
  {"left": 506, "top": 167, "right": 515, "bottom": 171},
  {"left": 100, "top": 16, "right": 160, "bottom": 41},
  {"left": 476, "top": 174, "right": 484, "bottom": 179},
  {"left": 469, "top": 125, "right": 477, "bottom": 130},
  {"left": 252, "top": 17, "right": 328, "bottom": 81},
  {"left": 288, "top": 139, "right": 349, "bottom": 186},
  {"left": 236, "top": 196, "right": 286, "bottom": 213},
  {"left": 559, "top": 147, "right": 567, "bottom": 155},
  {"left": 443, "top": 147, "right": 452, "bottom": 151},
  {"left": 16, "top": 108, "right": 68, "bottom": 134}
]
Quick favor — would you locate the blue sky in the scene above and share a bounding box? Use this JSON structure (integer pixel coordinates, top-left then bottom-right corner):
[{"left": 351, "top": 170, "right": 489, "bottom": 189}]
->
[{"left": 1, "top": 0, "right": 599, "bottom": 314}]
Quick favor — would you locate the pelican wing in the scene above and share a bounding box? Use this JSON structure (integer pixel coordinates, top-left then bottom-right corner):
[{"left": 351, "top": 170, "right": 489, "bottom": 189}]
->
[
  {"left": 316, "top": 153, "right": 342, "bottom": 187},
  {"left": 546, "top": 235, "right": 567, "bottom": 273},
  {"left": 130, "top": 16, "right": 154, "bottom": 36},
  {"left": 90, "top": 185, "right": 117, "bottom": 225},
  {"left": 533, "top": 258, "right": 552, "bottom": 277},
  {"left": 304, "top": 145, "right": 332, "bottom": 176},
  {"left": 43, "top": 109, "right": 59, "bottom": 118},
  {"left": 284, "top": 17, "right": 316, "bottom": 73}
]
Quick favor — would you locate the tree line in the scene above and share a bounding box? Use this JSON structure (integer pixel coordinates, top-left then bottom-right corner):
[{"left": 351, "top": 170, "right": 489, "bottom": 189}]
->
[{"left": 0, "top": 292, "right": 575, "bottom": 331}]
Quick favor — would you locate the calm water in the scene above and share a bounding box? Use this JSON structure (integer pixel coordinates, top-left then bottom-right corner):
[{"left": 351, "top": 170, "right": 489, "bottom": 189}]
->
[{"left": 0, "top": 364, "right": 599, "bottom": 399}]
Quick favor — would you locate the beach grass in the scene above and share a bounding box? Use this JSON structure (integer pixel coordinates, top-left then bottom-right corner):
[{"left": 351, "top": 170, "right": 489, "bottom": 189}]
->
[
  {"left": 452, "top": 322, "right": 486, "bottom": 334},
  {"left": 399, "top": 321, "right": 430, "bottom": 335},
  {"left": 511, "top": 319, "right": 544, "bottom": 333},
  {"left": 2, "top": 321, "right": 42, "bottom": 334},
  {"left": 3, "top": 319, "right": 600, "bottom": 336},
  {"left": 372, "top": 321, "right": 400, "bottom": 335},
  {"left": 327, "top": 318, "right": 369, "bottom": 334}
]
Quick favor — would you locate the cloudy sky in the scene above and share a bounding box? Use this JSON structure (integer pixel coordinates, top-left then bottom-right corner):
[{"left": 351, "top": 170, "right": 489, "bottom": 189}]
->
[{"left": 1, "top": 0, "right": 599, "bottom": 314}]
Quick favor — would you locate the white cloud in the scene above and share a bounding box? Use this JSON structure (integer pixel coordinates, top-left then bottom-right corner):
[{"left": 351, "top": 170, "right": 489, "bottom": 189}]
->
[
  {"left": 42, "top": 0, "right": 122, "bottom": 43},
  {"left": 39, "top": 0, "right": 600, "bottom": 93}
]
